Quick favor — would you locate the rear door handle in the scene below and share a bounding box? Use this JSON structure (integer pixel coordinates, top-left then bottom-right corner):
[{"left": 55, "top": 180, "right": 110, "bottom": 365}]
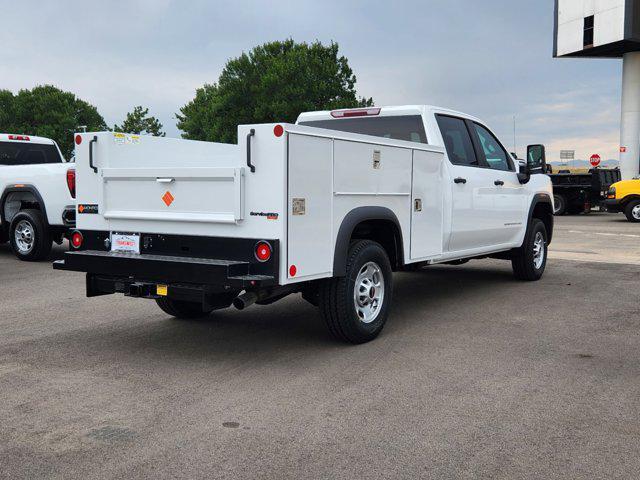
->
[
  {"left": 156, "top": 178, "right": 175, "bottom": 183},
  {"left": 494, "top": 180, "right": 504, "bottom": 186},
  {"left": 454, "top": 177, "right": 467, "bottom": 184}
]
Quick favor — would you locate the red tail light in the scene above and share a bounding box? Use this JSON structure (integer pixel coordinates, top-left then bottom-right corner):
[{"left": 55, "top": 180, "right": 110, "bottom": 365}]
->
[
  {"left": 255, "top": 241, "right": 272, "bottom": 262},
  {"left": 70, "top": 231, "right": 83, "bottom": 249},
  {"left": 66, "top": 168, "right": 76, "bottom": 199}
]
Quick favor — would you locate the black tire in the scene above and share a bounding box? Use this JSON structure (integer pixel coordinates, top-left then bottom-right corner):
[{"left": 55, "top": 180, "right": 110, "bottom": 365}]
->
[
  {"left": 624, "top": 199, "right": 640, "bottom": 222},
  {"left": 156, "top": 297, "right": 213, "bottom": 319},
  {"left": 553, "top": 194, "right": 566, "bottom": 215},
  {"left": 9, "top": 209, "right": 52, "bottom": 261},
  {"left": 319, "top": 240, "right": 393, "bottom": 344},
  {"left": 512, "top": 218, "right": 548, "bottom": 281}
]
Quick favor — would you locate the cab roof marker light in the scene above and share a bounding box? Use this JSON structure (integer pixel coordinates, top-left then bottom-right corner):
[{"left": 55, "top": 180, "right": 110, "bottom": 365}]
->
[
  {"left": 330, "top": 108, "right": 381, "bottom": 118},
  {"left": 8, "top": 135, "right": 30, "bottom": 141}
]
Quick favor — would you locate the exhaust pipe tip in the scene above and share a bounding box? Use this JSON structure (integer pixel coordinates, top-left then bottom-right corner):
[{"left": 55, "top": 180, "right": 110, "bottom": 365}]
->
[{"left": 233, "top": 291, "right": 259, "bottom": 310}]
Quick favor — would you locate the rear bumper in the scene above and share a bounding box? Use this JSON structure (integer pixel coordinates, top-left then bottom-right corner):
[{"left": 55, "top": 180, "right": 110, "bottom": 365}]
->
[
  {"left": 54, "top": 250, "right": 276, "bottom": 289},
  {"left": 62, "top": 206, "right": 76, "bottom": 227},
  {"left": 53, "top": 231, "right": 280, "bottom": 298}
]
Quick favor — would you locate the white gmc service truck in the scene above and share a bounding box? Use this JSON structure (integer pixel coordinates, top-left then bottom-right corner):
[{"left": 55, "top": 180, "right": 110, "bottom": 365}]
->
[
  {"left": 1, "top": 134, "right": 76, "bottom": 260},
  {"left": 54, "top": 106, "right": 553, "bottom": 343}
]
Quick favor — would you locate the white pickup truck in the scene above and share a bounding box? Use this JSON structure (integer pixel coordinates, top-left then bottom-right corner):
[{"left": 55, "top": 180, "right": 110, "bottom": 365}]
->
[
  {"left": 54, "top": 106, "right": 553, "bottom": 343},
  {"left": 1, "top": 134, "right": 76, "bottom": 260}
]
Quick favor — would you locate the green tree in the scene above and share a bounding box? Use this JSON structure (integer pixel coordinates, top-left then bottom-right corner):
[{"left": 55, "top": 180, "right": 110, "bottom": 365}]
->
[
  {"left": 176, "top": 39, "right": 373, "bottom": 143},
  {"left": 0, "top": 85, "right": 107, "bottom": 158},
  {"left": 114, "top": 106, "right": 165, "bottom": 137}
]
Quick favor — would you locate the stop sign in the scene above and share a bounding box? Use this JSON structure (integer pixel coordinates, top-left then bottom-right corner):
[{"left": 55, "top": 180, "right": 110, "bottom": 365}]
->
[{"left": 590, "top": 154, "right": 601, "bottom": 167}]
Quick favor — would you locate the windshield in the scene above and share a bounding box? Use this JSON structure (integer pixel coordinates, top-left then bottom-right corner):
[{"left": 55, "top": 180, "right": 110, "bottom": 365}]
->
[
  {"left": 0, "top": 142, "right": 63, "bottom": 166},
  {"left": 299, "top": 115, "right": 428, "bottom": 144}
]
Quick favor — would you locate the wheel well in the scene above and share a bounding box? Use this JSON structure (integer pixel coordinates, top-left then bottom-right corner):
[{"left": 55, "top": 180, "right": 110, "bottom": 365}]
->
[
  {"left": 621, "top": 195, "right": 640, "bottom": 208},
  {"left": 333, "top": 207, "right": 405, "bottom": 276},
  {"left": 350, "top": 219, "right": 403, "bottom": 270},
  {"left": 2, "top": 191, "right": 43, "bottom": 228},
  {"left": 532, "top": 201, "right": 553, "bottom": 244}
]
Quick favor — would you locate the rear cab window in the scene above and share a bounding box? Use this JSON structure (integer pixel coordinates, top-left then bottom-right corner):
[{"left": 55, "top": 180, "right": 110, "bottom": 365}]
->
[
  {"left": 299, "top": 115, "right": 428, "bottom": 144},
  {"left": 435, "top": 115, "right": 479, "bottom": 167},
  {"left": 0, "top": 142, "right": 63, "bottom": 166}
]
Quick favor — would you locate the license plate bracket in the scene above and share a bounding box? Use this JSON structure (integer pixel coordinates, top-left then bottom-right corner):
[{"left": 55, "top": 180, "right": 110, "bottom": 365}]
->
[{"left": 111, "top": 232, "right": 141, "bottom": 254}]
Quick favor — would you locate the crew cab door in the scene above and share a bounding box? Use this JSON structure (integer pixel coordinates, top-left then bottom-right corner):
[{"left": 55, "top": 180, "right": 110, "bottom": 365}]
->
[
  {"left": 436, "top": 114, "right": 498, "bottom": 252},
  {"left": 468, "top": 122, "right": 526, "bottom": 245}
]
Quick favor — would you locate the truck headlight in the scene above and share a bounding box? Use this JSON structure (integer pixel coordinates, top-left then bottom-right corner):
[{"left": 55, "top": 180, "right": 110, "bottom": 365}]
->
[{"left": 607, "top": 187, "right": 616, "bottom": 199}]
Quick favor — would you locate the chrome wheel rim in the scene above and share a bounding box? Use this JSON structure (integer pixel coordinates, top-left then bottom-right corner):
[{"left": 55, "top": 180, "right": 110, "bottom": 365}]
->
[
  {"left": 353, "top": 261, "right": 384, "bottom": 324},
  {"left": 632, "top": 204, "right": 640, "bottom": 220},
  {"left": 14, "top": 220, "right": 35, "bottom": 254},
  {"left": 553, "top": 197, "right": 562, "bottom": 214},
  {"left": 533, "top": 231, "right": 545, "bottom": 270}
]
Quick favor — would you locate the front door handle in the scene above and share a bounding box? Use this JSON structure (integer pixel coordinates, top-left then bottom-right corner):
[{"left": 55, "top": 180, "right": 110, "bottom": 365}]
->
[
  {"left": 494, "top": 180, "right": 504, "bottom": 186},
  {"left": 454, "top": 177, "right": 467, "bottom": 184}
]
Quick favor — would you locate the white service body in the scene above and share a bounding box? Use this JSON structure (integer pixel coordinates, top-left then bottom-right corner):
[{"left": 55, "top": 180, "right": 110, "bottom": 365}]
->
[{"left": 71, "top": 105, "right": 552, "bottom": 286}]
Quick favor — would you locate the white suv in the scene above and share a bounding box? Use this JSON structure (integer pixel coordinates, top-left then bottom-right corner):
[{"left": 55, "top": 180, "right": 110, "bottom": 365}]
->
[{"left": 0, "top": 134, "right": 76, "bottom": 260}]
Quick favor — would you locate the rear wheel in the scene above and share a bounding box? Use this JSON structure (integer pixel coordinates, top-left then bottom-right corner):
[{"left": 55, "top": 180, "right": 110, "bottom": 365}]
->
[
  {"left": 512, "top": 218, "right": 548, "bottom": 281},
  {"left": 9, "top": 209, "right": 52, "bottom": 261},
  {"left": 319, "top": 240, "right": 393, "bottom": 344},
  {"left": 624, "top": 199, "right": 640, "bottom": 222},
  {"left": 553, "top": 194, "right": 566, "bottom": 215},
  {"left": 156, "top": 298, "right": 213, "bottom": 319}
]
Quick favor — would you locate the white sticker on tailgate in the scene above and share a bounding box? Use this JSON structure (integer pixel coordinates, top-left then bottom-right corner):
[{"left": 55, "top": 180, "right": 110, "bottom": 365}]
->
[{"left": 111, "top": 233, "right": 140, "bottom": 254}]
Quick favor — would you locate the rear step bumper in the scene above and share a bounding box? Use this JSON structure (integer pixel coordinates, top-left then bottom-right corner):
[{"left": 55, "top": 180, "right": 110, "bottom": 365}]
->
[{"left": 53, "top": 250, "right": 277, "bottom": 290}]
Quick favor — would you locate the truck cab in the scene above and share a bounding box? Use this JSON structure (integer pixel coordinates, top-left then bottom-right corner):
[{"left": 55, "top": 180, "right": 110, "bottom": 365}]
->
[
  {"left": 605, "top": 178, "right": 640, "bottom": 221},
  {"left": 54, "top": 105, "right": 553, "bottom": 343},
  {"left": 0, "top": 134, "right": 76, "bottom": 260}
]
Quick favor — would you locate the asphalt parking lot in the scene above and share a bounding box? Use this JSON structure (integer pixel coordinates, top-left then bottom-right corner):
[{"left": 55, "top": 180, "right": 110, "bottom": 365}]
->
[{"left": 1, "top": 213, "right": 639, "bottom": 479}]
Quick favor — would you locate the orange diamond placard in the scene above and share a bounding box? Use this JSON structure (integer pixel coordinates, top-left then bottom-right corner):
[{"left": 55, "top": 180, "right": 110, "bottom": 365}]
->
[{"left": 162, "top": 191, "right": 175, "bottom": 207}]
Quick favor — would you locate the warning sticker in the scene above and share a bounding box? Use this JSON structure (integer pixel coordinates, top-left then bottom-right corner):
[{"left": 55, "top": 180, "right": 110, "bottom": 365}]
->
[
  {"left": 114, "top": 132, "right": 126, "bottom": 145},
  {"left": 114, "top": 133, "right": 141, "bottom": 145}
]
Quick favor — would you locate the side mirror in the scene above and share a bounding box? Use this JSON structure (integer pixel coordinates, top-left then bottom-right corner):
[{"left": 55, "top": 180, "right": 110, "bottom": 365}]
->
[
  {"left": 517, "top": 160, "right": 530, "bottom": 184},
  {"left": 526, "top": 144, "right": 547, "bottom": 174}
]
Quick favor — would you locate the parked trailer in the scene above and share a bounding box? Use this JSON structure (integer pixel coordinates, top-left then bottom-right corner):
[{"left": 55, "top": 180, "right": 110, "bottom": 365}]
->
[{"left": 550, "top": 168, "right": 621, "bottom": 215}]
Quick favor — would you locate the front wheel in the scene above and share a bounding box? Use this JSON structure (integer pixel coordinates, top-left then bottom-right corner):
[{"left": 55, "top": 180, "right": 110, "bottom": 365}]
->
[
  {"left": 512, "top": 218, "right": 548, "bottom": 281},
  {"left": 9, "top": 209, "right": 52, "bottom": 261},
  {"left": 319, "top": 240, "right": 393, "bottom": 344},
  {"left": 624, "top": 199, "right": 640, "bottom": 222}
]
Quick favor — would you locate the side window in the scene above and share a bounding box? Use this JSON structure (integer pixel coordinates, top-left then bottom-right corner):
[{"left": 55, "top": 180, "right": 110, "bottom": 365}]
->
[
  {"left": 435, "top": 115, "right": 478, "bottom": 167},
  {"left": 472, "top": 124, "right": 512, "bottom": 171}
]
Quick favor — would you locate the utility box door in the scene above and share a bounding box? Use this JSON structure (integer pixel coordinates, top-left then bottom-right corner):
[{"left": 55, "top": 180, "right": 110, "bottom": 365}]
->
[
  {"left": 287, "top": 134, "right": 333, "bottom": 280},
  {"left": 410, "top": 149, "right": 445, "bottom": 260}
]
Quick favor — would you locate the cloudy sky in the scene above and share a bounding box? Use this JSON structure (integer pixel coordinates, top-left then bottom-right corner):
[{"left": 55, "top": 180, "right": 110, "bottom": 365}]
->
[{"left": 0, "top": 0, "right": 623, "bottom": 160}]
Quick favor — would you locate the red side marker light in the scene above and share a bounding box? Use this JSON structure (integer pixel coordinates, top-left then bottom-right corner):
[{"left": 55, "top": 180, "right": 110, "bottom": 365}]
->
[
  {"left": 273, "top": 124, "right": 284, "bottom": 137},
  {"left": 255, "top": 241, "right": 272, "bottom": 262},
  {"left": 289, "top": 265, "right": 297, "bottom": 277},
  {"left": 75, "top": 135, "right": 82, "bottom": 145},
  {"left": 71, "top": 231, "right": 83, "bottom": 249}
]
